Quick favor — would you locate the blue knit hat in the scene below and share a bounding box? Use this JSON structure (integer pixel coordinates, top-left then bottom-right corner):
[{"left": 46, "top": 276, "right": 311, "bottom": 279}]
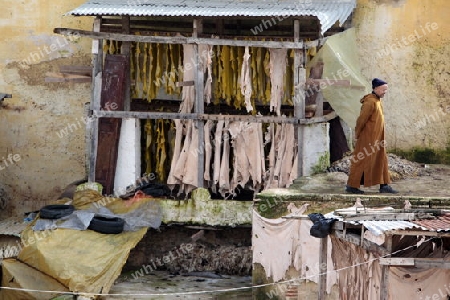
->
[{"left": 372, "top": 78, "right": 387, "bottom": 89}]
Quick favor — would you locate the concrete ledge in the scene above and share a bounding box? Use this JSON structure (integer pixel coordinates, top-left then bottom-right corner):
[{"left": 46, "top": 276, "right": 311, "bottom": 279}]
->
[
  {"left": 160, "top": 189, "right": 253, "bottom": 227},
  {"left": 255, "top": 189, "right": 450, "bottom": 219}
]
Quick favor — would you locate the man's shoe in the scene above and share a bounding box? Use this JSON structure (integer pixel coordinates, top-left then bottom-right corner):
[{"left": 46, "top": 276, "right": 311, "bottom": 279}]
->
[
  {"left": 379, "top": 185, "right": 398, "bottom": 194},
  {"left": 345, "top": 185, "right": 365, "bottom": 194}
]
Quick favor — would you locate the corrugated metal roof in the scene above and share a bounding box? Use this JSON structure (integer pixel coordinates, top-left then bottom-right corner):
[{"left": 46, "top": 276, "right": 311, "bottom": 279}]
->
[
  {"left": 412, "top": 214, "right": 450, "bottom": 232},
  {"left": 326, "top": 211, "right": 450, "bottom": 236},
  {"left": 359, "top": 220, "right": 426, "bottom": 236},
  {"left": 326, "top": 213, "right": 427, "bottom": 236},
  {"left": 66, "top": 0, "right": 356, "bottom": 34}
]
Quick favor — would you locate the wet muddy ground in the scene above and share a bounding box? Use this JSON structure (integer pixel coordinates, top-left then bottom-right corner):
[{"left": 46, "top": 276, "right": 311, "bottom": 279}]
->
[
  {"left": 294, "top": 157, "right": 450, "bottom": 197},
  {"left": 105, "top": 271, "right": 252, "bottom": 299}
]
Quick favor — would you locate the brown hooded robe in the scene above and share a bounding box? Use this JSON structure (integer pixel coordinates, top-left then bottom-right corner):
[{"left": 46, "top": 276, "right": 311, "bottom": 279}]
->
[{"left": 347, "top": 93, "right": 390, "bottom": 188}]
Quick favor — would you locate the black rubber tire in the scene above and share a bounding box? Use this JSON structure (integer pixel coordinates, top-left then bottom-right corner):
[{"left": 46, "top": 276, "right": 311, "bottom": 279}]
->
[
  {"left": 88, "top": 215, "right": 125, "bottom": 234},
  {"left": 39, "top": 205, "right": 75, "bottom": 219}
]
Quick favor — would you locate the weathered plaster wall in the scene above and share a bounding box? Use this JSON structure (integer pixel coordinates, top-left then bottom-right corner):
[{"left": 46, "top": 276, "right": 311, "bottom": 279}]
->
[
  {"left": 353, "top": 0, "right": 450, "bottom": 150},
  {"left": 0, "top": 1, "right": 92, "bottom": 217}
]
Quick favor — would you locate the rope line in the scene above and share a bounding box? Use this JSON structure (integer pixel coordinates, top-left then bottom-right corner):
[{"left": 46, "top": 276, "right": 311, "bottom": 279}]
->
[{"left": 0, "top": 237, "right": 434, "bottom": 297}]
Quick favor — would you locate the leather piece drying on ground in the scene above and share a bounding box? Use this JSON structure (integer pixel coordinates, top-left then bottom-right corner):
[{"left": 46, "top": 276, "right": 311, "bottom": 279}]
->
[{"left": 269, "top": 48, "right": 287, "bottom": 116}]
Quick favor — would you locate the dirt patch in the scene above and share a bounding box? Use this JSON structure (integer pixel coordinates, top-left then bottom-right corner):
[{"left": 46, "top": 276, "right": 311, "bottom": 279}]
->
[{"left": 329, "top": 153, "right": 428, "bottom": 181}]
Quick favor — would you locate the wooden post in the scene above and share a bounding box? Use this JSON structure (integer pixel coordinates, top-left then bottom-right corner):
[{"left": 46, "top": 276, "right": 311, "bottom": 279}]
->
[
  {"left": 121, "top": 16, "right": 131, "bottom": 112},
  {"left": 318, "top": 237, "right": 328, "bottom": 300},
  {"left": 293, "top": 19, "right": 305, "bottom": 177},
  {"left": 316, "top": 91, "right": 324, "bottom": 117},
  {"left": 193, "top": 19, "right": 205, "bottom": 188},
  {"left": 88, "top": 17, "right": 103, "bottom": 182},
  {"left": 380, "top": 234, "right": 393, "bottom": 300}
]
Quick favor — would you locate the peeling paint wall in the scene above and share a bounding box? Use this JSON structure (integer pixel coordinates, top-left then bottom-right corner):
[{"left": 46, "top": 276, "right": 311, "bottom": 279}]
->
[
  {"left": 0, "top": 1, "right": 92, "bottom": 217},
  {"left": 353, "top": 0, "right": 450, "bottom": 150}
]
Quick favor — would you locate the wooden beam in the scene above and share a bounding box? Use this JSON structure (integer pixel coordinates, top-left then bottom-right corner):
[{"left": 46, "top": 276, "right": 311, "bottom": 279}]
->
[
  {"left": 293, "top": 19, "right": 305, "bottom": 177},
  {"left": 93, "top": 110, "right": 338, "bottom": 124},
  {"left": 121, "top": 16, "right": 131, "bottom": 111},
  {"left": 387, "top": 230, "right": 450, "bottom": 237},
  {"left": 380, "top": 235, "right": 392, "bottom": 300},
  {"left": 342, "top": 213, "right": 416, "bottom": 222},
  {"left": 379, "top": 258, "right": 450, "bottom": 269},
  {"left": 54, "top": 27, "right": 305, "bottom": 49},
  {"left": 318, "top": 237, "right": 328, "bottom": 300},
  {"left": 59, "top": 65, "right": 92, "bottom": 76},
  {"left": 44, "top": 72, "right": 91, "bottom": 83},
  {"left": 315, "top": 91, "right": 324, "bottom": 117},
  {"left": 379, "top": 258, "right": 415, "bottom": 266},
  {"left": 176, "top": 81, "right": 195, "bottom": 87},
  {"left": 415, "top": 258, "right": 450, "bottom": 269},
  {"left": 88, "top": 17, "right": 103, "bottom": 183},
  {"left": 334, "top": 231, "right": 389, "bottom": 257},
  {"left": 193, "top": 18, "right": 205, "bottom": 188}
]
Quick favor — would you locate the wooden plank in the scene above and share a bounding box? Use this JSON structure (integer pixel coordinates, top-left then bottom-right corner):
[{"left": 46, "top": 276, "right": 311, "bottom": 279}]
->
[
  {"left": 89, "top": 17, "right": 103, "bottom": 182},
  {"left": 54, "top": 28, "right": 305, "bottom": 49},
  {"left": 121, "top": 16, "right": 131, "bottom": 112},
  {"left": 380, "top": 235, "right": 392, "bottom": 300},
  {"left": 293, "top": 19, "right": 304, "bottom": 177},
  {"left": 194, "top": 19, "right": 205, "bottom": 188},
  {"left": 318, "top": 237, "right": 328, "bottom": 300},
  {"left": 45, "top": 72, "right": 91, "bottom": 83},
  {"left": 415, "top": 259, "right": 450, "bottom": 269},
  {"left": 59, "top": 65, "right": 92, "bottom": 76},
  {"left": 95, "top": 54, "right": 129, "bottom": 195},
  {"left": 379, "top": 258, "right": 415, "bottom": 266},
  {"left": 176, "top": 81, "right": 195, "bottom": 87},
  {"left": 316, "top": 91, "right": 324, "bottom": 117},
  {"left": 342, "top": 213, "right": 416, "bottom": 222},
  {"left": 387, "top": 230, "right": 450, "bottom": 237},
  {"left": 334, "top": 231, "right": 389, "bottom": 257},
  {"left": 93, "top": 110, "right": 338, "bottom": 124},
  {"left": 380, "top": 258, "right": 450, "bottom": 269}
]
